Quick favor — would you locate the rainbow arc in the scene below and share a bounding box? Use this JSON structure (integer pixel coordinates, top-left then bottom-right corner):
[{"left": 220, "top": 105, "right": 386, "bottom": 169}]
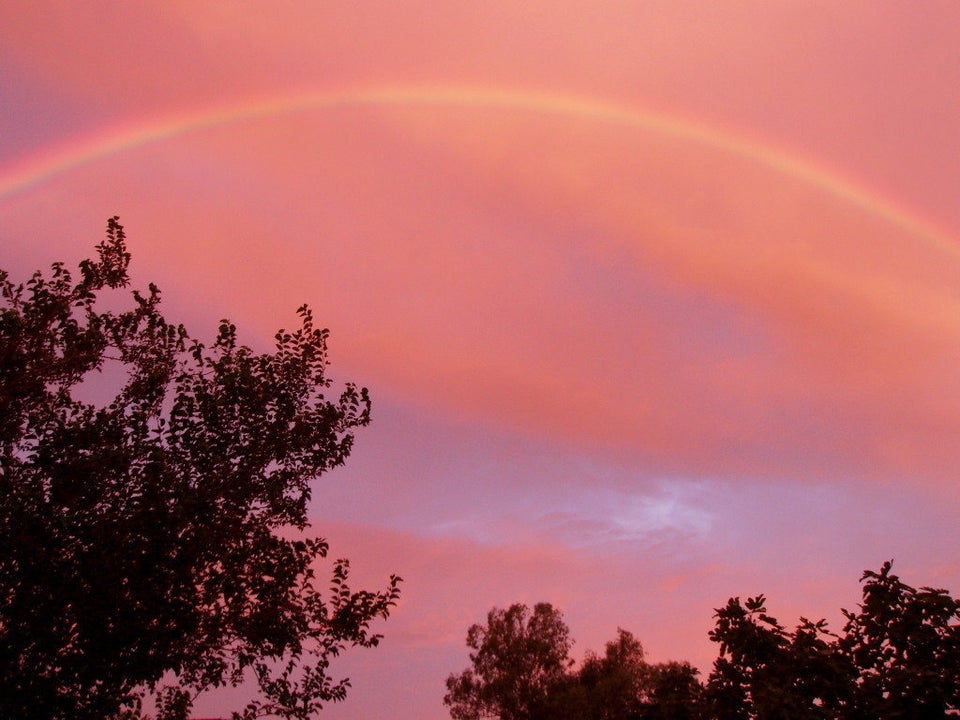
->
[{"left": 1, "top": 83, "right": 955, "bottom": 257}]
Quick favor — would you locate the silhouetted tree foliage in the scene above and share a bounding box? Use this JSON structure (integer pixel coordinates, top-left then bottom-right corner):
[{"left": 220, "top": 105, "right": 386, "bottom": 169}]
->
[
  {"left": 445, "top": 605, "right": 700, "bottom": 720},
  {"left": 840, "top": 563, "right": 960, "bottom": 718},
  {"left": 444, "top": 603, "right": 575, "bottom": 720},
  {"left": 448, "top": 564, "right": 959, "bottom": 720},
  {"left": 705, "top": 561, "right": 960, "bottom": 719},
  {"left": 573, "top": 628, "right": 650, "bottom": 720},
  {"left": 706, "top": 596, "right": 851, "bottom": 719},
  {"left": 0, "top": 218, "right": 401, "bottom": 720},
  {"left": 561, "top": 628, "right": 702, "bottom": 720}
]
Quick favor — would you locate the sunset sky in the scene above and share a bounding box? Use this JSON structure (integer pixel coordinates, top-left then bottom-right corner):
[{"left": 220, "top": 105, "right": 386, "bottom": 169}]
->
[{"left": 2, "top": 3, "right": 960, "bottom": 718}]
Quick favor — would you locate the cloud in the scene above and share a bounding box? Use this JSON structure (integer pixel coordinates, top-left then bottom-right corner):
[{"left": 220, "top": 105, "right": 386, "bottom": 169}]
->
[
  {"left": 4, "top": 91, "right": 960, "bottom": 490},
  {"left": 4, "top": 5, "right": 960, "bottom": 720}
]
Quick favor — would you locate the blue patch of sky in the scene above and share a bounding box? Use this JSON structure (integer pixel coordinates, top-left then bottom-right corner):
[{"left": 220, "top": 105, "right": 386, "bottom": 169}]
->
[{"left": 0, "top": 66, "right": 115, "bottom": 166}]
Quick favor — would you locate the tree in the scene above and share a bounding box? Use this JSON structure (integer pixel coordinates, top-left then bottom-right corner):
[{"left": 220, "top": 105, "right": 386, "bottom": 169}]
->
[
  {"left": 446, "top": 609, "right": 704, "bottom": 720},
  {"left": 575, "top": 628, "right": 649, "bottom": 720},
  {"left": 572, "top": 629, "right": 702, "bottom": 720},
  {"left": 0, "top": 218, "right": 401, "bottom": 720},
  {"left": 642, "top": 661, "right": 704, "bottom": 720},
  {"left": 448, "top": 566, "right": 958, "bottom": 720},
  {"left": 705, "top": 596, "right": 850, "bottom": 720},
  {"left": 704, "top": 563, "right": 960, "bottom": 719},
  {"left": 444, "top": 602, "right": 574, "bottom": 720},
  {"left": 840, "top": 561, "right": 960, "bottom": 718}
]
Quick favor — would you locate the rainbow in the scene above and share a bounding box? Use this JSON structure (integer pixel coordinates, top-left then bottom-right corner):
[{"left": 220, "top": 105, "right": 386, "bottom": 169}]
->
[{"left": 1, "top": 83, "right": 955, "bottom": 256}]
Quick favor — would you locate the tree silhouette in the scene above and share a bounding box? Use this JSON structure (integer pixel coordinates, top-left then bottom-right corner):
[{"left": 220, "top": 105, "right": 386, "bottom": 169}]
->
[
  {"left": 444, "top": 603, "right": 574, "bottom": 720},
  {"left": 840, "top": 562, "right": 960, "bottom": 718},
  {"left": 446, "top": 608, "right": 702, "bottom": 720},
  {"left": 704, "top": 562, "right": 960, "bottom": 719},
  {"left": 0, "top": 218, "right": 401, "bottom": 720},
  {"left": 706, "top": 595, "right": 850, "bottom": 719},
  {"left": 569, "top": 628, "right": 702, "bottom": 720},
  {"left": 447, "top": 565, "right": 958, "bottom": 720}
]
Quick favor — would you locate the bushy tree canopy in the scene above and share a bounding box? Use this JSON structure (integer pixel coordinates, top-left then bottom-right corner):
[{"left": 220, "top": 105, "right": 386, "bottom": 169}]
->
[
  {"left": 0, "top": 218, "right": 400, "bottom": 719},
  {"left": 447, "top": 564, "right": 959, "bottom": 720},
  {"left": 444, "top": 602, "right": 574, "bottom": 720},
  {"left": 445, "top": 605, "right": 700, "bottom": 720},
  {"left": 562, "top": 628, "right": 702, "bottom": 720},
  {"left": 706, "top": 561, "right": 960, "bottom": 719}
]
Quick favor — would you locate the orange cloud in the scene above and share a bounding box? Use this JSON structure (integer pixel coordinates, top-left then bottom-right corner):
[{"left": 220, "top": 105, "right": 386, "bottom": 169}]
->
[{"left": 4, "top": 92, "right": 959, "bottom": 487}]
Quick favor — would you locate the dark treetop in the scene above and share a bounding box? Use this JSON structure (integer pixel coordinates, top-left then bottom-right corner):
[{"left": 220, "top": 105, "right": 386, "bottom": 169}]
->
[
  {"left": 447, "top": 563, "right": 960, "bottom": 720},
  {"left": 0, "top": 218, "right": 400, "bottom": 720}
]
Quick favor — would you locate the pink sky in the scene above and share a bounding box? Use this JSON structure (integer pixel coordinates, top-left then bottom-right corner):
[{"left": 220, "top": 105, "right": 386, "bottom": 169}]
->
[{"left": 2, "top": 3, "right": 960, "bottom": 718}]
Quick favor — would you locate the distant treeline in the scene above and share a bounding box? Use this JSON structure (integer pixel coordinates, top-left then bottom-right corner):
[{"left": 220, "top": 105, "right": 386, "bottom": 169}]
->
[{"left": 445, "top": 562, "right": 960, "bottom": 719}]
